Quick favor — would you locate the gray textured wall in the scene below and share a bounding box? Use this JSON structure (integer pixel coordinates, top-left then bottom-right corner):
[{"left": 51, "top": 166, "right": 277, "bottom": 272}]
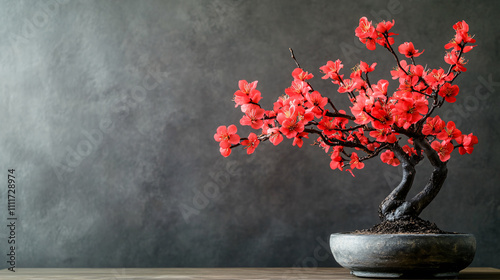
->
[{"left": 0, "top": 0, "right": 499, "bottom": 270}]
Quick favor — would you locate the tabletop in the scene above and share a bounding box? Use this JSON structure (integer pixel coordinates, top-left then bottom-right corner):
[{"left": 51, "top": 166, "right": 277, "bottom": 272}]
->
[{"left": 0, "top": 267, "right": 499, "bottom": 279}]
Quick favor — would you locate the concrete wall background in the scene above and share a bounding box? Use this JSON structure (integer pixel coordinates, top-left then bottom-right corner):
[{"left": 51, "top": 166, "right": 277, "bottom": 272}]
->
[{"left": 0, "top": 0, "right": 499, "bottom": 269}]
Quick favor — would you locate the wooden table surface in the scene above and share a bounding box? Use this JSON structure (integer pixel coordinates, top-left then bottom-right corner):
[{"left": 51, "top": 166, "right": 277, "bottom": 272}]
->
[{"left": 0, "top": 267, "right": 499, "bottom": 279}]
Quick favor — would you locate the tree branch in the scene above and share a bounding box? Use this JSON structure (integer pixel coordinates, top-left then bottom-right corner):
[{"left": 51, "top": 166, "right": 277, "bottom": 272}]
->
[
  {"left": 383, "top": 33, "right": 409, "bottom": 76},
  {"left": 324, "top": 111, "right": 355, "bottom": 120},
  {"left": 289, "top": 48, "right": 301, "bottom": 69},
  {"left": 304, "top": 128, "right": 371, "bottom": 154}
]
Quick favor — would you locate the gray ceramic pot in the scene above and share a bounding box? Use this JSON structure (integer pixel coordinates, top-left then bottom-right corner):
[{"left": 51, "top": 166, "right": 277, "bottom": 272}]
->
[{"left": 330, "top": 233, "right": 476, "bottom": 278}]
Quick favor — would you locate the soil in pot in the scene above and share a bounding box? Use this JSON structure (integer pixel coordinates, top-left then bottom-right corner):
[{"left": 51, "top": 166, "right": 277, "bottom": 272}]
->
[{"left": 353, "top": 217, "right": 451, "bottom": 235}]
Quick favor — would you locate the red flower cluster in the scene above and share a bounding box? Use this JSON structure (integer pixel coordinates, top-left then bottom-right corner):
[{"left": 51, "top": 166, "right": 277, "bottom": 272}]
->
[
  {"left": 354, "top": 17, "right": 397, "bottom": 50},
  {"left": 444, "top": 20, "right": 476, "bottom": 72},
  {"left": 214, "top": 125, "right": 240, "bottom": 157},
  {"left": 215, "top": 18, "right": 478, "bottom": 175}
]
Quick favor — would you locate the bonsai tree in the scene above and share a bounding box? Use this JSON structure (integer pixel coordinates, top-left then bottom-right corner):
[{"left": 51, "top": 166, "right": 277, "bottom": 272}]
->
[{"left": 214, "top": 17, "right": 478, "bottom": 224}]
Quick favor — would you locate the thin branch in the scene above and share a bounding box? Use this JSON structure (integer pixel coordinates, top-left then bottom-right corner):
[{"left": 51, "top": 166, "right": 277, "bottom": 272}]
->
[
  {"left": 358, "top": 142, "right": 391, "bottom": 162},
  {"left": 289, "top": 48, "right": 301, "bottom": 69},
  {"left": 304, "top": 128, "right": 371, "bottom": 154},
  {"left": 327, "top": 98, "right": 339, "bottom": 113},
  {"left": 336, "top": 124, "right": 371, "bottom": 133},
  {"left": 382, "top": 33, "right": 409, "bottom": 76},
  {"left": 230, "top": 134, "right": 270, "bottom": 149},
  {"left": 365, "top": 72, "right": 373, "bottom": 91},
  {"left": 289, "top": 48, "right": 315, "bottom": 92}
]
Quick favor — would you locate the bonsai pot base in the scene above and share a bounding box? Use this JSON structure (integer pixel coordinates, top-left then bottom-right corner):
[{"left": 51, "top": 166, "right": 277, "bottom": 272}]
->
[
  {"left": 350, "top": 270, "right": 458, "bottom": 278},
  {"left": 330, "top": 233, "right": 476, "bottom": 278}
]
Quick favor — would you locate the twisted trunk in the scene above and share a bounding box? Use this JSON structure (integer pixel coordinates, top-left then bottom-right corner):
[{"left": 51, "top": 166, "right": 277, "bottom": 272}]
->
[
  {"left": 408, "top": 138, "right": 448, "bottom": 216},
  {"left": 378, "top": 144, "right": 416, "bottom": 221},
  {"left": 379, "top": 139, "right": 448, "bottom": 221}
]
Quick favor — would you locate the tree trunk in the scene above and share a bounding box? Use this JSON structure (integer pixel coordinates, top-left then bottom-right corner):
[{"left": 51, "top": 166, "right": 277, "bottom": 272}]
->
[
  {"left": 379, "top": 144, "right": 417, "bottom": 221},
  {"left": 379, "top": 139, "right": 448, "bottom": 221},
  {"left": 407, "top": 138, "right": 448, "bottom": 217}
]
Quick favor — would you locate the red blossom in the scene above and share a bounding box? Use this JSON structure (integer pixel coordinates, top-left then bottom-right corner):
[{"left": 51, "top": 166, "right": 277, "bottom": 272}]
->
[
  {"left": 402, "top": 145, "right": 416, "bottom": 157},
  {"left": 353, "top": 128, "right": 369, "bottom": 146},
  {"left": 376, "top": 20, "right": 395, "bottom": 34},
  {"left": 445, "top": 31, "right": 476, "bottom": 52},
  {"left": 234, "top": 80, "right": 262, "bottom": 112},
  {"left": 353, "top": 111, "right": 371, "bottom": 125},
  {"left": 293, "top": 132, "right": 309, "bottom": 148},
  {"left": 422, "top": 116, "right": 445, "bottom": 135},
  {"left": 285, "top": 80, "right": 311, "bottom": 99},
  {"left": 453, "top": 20, "right": 469, "bottom": 33},
  {"left": 375, "top": 20, "right": 397, "bottom": 47},
  {"left": 240, "top": 105, "right": 265, "bottom": 129},
  {"left": 349, "top": 152, "right": 364, "bottom": 169},
  {"left": 276, "top": 99, "right": 302, "bottom": 124},
  {"left": 362, "top": 37, "right": 378, "bottom": 51},
  {"left": 350, "top": 69, "right": 366, "bottom": 89},
  {"left": 409, "top": 64, "right": 425, "bottom": 77},
  {"left": 320, "top": 60, "right": 344, "bottom": 81},
  {"left": 359, "top": 61, "right": 377, "bottom": 73},
  {"left": 305, "top": 91, "right": 328, "bottom": 118},
  {"left": 318, "top": 112, "right": 348, "bottom": 135},
  {"left": 390, "top": 60, "right": 411, "bottom": 80},
  {"left": 398, "top": 42, "right": 424, "bottom": 58},
  {"left": 444, "top": 39, "right": 460, "bottom": 52},
  {"left": 380, "top": 150, "right": 400, "bottom": 166},
  {"left": 263, "top": 126, "right": 283, "bottom": 146},
  {"left": 355, "top": 17, "right": 376, "bottom": 39},
  {"left": 431, "top": 140, "right": 454, "bottom": 162},
  {"left": 214, "top": 125, "right": 240, "bottom": 148},
  {"left": 369, "top": 128, "right": 397, "bottom": 143},
  {"left": 330, "top": 148, "right": 344, "bottom": 171},
  {"left": 280, "top": 118, "right": 305, "bottom": 139},
  {"left": 452, "top": 20, "right": 476, "bottom": 45},
  {"left": 337, "top": 78, "right": 358, "bottom": 93},
  {"left": 444, "top": 51, "right": 467, "bottom": 72},
  {"left": 456, "top": 133, "right": 478, "bottom": 155},
  {"left": 438, "top": 83, "right": 459, "bottom": 103},
  {"left": 292, "top": 68, "right": 314, "bottom": 81},
  {"left": 371, "top": 102, "right": 395, "bottom": 129},
  {"left": 241, "top": 133, "right": 260, "bottom": 154},
  {"left": 369, "top": 79, "right": 389, "bottom": 100},
  {"left": 437, "top": 121, "right": 462, "bottom": 141},
  {"left": 424, "top": 68, "right": 454, "bottom": 89},
  {"left": 219, "top": 147, "right": 231, "bottom": 157},
  {"left": 394, "top": 97, "right": 428, "bottom": 125},
  {"left": 355, "top": 17, "right": 378, "bottom": 50},
  {"left": 317, "top": 116, "right": 337, "bottom": 135}
]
